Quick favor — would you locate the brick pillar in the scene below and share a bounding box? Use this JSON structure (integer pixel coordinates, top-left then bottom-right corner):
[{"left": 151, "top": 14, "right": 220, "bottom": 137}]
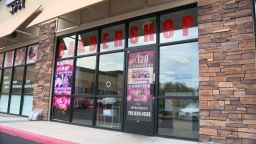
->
[
  {"left": 198, "top": 0, "right": 256, "bottom": 143},
  {"left": 33, "top": 21, "right": 56, "bottom": 120}
]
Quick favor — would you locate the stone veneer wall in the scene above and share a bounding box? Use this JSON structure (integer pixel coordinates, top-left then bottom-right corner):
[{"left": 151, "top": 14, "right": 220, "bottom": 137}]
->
[
  {"left": 198, "top": 0, "right": 256, "bottom": 143},
  {"left": 32, "top": 21, "right": 56, "bottom": 120}
]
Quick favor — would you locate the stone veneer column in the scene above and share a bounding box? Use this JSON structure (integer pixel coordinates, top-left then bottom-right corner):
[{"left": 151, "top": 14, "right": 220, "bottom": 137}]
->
[
  {"left": 198, "top": 0, "right": 256, "bottom": 143},
  {"left": 32, "top": 21, "right": 56, "bottom": 120}
]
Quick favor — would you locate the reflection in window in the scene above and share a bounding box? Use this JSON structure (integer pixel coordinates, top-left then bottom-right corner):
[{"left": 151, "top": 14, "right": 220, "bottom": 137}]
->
[
  {"left": 96, "top": 97, "right": 122, "bottom": 129},
  {"left": 100, "top": 24, "right": 125, "bottom": 52},
  {"left": 58, "top": 35, "right": 76, "bottom": 59},
  {"left": 129, "top": 17, "right": 156, "bottom": 47},
  {"left": 15, "top": 48, "right": 26, "bottom": 66},
  {"left": 158, "top": 99, "right": 199, "bottom": 139},
  {"left": 0, "top": 95, "right": 9, "bottom": 113},
  {"left": 2, "top": 68, "right": 12, "bottom": 93},
  {"left": 159, "top": 42, "right": 199, "bottom": 97},
  {"left": 9, "top": 95, "right": 21, "bottom": 114},
  {"left": 75, "top": 56, "right": 96, "bottom": 95},
  {"left": 160, "top": 8, "right": 198, "bottom": 44},
  {"left": 77, "top": 31, "right": 98, "bottom": 55},
  {"left": 52, "top": 96, "right": 71, "bottom": 121},
  {"left": 12, "top": 67, "right": 24, "bottom": 94},
  {"left": 98, "top": 53, "right": 124, "bottom": 96},
  {"left": 0, "top": 54, "right": 4, "bottom": 68},
  {"left": 24, "top": 65, "right": 35, "bottom": 94},
  {"left": 72, "top": 97, "right": 94, "bottom": 126},
  {"left": 22, "top": 95, "right": 33, "bottom": 116}
]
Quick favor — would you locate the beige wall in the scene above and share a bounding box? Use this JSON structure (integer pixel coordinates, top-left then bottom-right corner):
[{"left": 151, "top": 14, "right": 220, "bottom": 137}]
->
[{"left": 0, "top": 0, "right": 52, "bottom": 23}]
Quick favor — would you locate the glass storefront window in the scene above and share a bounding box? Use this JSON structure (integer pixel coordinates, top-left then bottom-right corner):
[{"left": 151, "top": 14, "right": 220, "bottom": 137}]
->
[
  {"left": 72, "top": 97, "right": 94, "bottom": 126},
  {"left": 12, "top": 67, "right": 24, "bottom": 94},
  {"left": 160, "top": 8, "right": 198, "bottom": 44},
  {"left": 0, "top": 71, "right": 2, "bottom": 90},
  {"left": 9, "top": 95, "right": 21, "bottom": 114},
  {"left": 15, "top": 47, "right": 26, "bottom": 66},
  {"left": 0, "top": 95, "right": 9, "bottom": 113},
  {"left": 129, "top": 17, "right": 156, "bottom": 47},
  {"left": 4, "top": 51, "right": 14, "bottom": 67},
  {"left": 52, "top": 96, "right": 71, "bottom": 121},
  {"left": 98, "top": 53, "right": 124, "bottom": 96},
  {"left": 0, "top": 45, "right": 36, "bottom": 116},
  {"left": 24, "top": 65, "right": 35, "bottom": 94},
  {"left": 159, "top": 42, "right": 199, "bottom": 97},
  {"left": 75, "top": 56, "right": 96, "bottom": 95},
  {"left": 100, "top": 24, "right": 125, "bottom": 52},
  {"left": 26, "top": 44, "right": 38, "bottom": 64},
  {"left": 96, "top": 97, "right": 122, "bottom": 129},
  {"left": 22, "top": 95, "right": 33, "bottom": 116},
  {"left": 2, "top": 68, "right": 12, "bottom": 93},
  {"left": 58, "top": 35, "right": 76, "bottom": 59},
  {"left": 158, "top": 99, "right": 199, "bottom": 139},
  {"left": 54, "top": 59, "right": 74, "bottom": 95},
  {"left": 77, "top": 31, "right": 98, "bottom": 55}
]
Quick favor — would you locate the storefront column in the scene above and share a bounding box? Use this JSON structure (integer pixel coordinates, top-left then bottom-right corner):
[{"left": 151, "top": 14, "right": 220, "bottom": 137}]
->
[
  {"left": 32, "top": 21, "right": 56, "bottom": 120},
  {"left": 198, "top": 0, "right": 256, "bottom": 143}
]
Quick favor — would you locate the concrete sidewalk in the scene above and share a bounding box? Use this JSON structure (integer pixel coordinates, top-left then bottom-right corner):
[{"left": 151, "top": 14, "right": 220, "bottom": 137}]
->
[{"left": 0, "top": 114, "right": 198, "bottom": 144}]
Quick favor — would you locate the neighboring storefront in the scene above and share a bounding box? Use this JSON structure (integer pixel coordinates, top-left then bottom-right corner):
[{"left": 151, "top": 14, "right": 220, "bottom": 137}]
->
[
  {"left": 0, "top": 44, "right": 38, "bottom": 116},
  {"left": 0, "top": 0, "right": 256, "bottom": 143}
]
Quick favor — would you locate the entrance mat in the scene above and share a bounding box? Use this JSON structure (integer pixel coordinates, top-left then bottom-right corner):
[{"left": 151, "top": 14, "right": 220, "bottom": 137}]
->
[{"left": 0, "top": 125, "right": 78, "bottom": 144}]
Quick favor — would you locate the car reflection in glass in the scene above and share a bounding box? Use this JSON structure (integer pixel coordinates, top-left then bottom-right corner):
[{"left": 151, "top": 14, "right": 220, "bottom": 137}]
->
[{"left": 179, "top": 102, "right": 199, "bottom": 120}]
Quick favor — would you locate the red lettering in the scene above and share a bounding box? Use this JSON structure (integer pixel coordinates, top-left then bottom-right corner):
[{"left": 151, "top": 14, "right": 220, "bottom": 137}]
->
[
  {"left": 58, "top": 42, "right": 65, "bottom": 57},
  {"left": 182, "top": 16, "right": 194, "bottom": 36},
  {"left": 114, "top": 30, "right": 123, "bottom": 47},
  {"left": 89, "top": 36, "right": 97, "bottom": 51},
  {"left": 162, "top": 19, "right": 174, "bottom": 39},
  {"left": 102, "top": 33, "right": 109, "bottom": 49},
  {"left": 77, "top": 37, "right": 85, "bottom": 54},
  {"left": 144, "top": 23, "right": 154, "bottom": 42},
  {"left": 130, "top": 26, "right": 138, "bottom": 44}
]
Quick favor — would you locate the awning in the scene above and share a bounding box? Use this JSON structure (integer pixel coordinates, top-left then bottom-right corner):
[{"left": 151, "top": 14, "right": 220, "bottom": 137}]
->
[
  {"left": 0, "top": 5, "right": 42, "bottom": 38},
  {"left": 28, "top": 0, "right": 103, "bottom": 27}
]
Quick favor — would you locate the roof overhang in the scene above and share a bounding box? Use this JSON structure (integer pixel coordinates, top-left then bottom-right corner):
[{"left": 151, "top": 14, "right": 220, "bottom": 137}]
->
[
  {"left": 28, "top": 0, "right": 103, "bottom": 27},
  {"left": 0, "top": 5, "right": 42, "bottom": 38}
]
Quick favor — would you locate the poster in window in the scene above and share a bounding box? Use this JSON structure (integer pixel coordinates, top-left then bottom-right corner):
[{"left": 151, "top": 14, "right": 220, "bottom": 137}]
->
[
  {"left": 52, "top": 96, "right": 71, "bottom": 121},
  {"left": 127, "top": 84, "right": 152, "bottom": 121},
  {"left": 0, "top": 54, "right": 3, "bottom": 68},
  {"left": 4, "top": 51, "right": 14, "bottom": 67},
  {"left": 126, "top": 51, "right": 154, "bottom": 121},
  {"left": 26, "top": 44, "right": 38, "bottom": 64},
  {"left": 54, "top": 59, "right": 74, "bottom": 95},
  {"left": 15, "top": 48, "right": 26, "bottom": 66},
  {"left": 127, "top": 51, "right": 154, "bottom": 84}
]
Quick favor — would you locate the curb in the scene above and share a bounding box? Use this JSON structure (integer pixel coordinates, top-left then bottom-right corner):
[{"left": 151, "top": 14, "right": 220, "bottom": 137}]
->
[{"left": 0, "top": 125, "right": 78, "bottom": 144}]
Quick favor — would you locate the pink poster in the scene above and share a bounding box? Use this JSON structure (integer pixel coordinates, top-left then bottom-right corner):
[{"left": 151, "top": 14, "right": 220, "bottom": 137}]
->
[
  {"left": 54, "top": 59, "right": 74, "bottom": 95},
  {"left": 52, "top": 96, "right": 71, "bottom": 121},
  {"left": 126, "top": 50, "right": 154, "bottom": 121},
  {"left": 127, "top": 84, "right": 152, "bottom": 121}
]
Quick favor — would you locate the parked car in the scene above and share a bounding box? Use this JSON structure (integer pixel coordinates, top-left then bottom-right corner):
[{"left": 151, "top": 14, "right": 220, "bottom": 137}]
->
[{"left": 179, "top": 102, "right": 199, "bottom": 120}]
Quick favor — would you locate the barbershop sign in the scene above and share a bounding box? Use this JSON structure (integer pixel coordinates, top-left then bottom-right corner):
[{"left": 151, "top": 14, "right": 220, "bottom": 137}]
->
[{"left": 5, "top": 0, "right": 25, "bottom": 14}]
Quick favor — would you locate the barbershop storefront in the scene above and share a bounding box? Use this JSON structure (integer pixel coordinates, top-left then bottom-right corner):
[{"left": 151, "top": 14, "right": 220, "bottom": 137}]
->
[
  {"left": 51, "top": 5, "right": 199, "bottom": 140},
  {"left": 1, "top": 0, "right": 256, "bottom": 143}
]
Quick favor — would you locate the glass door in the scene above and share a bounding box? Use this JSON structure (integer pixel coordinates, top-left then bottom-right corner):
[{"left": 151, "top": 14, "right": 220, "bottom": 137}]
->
[{"left": 124, "top": 49, "right": 155, "bottom": 136}]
